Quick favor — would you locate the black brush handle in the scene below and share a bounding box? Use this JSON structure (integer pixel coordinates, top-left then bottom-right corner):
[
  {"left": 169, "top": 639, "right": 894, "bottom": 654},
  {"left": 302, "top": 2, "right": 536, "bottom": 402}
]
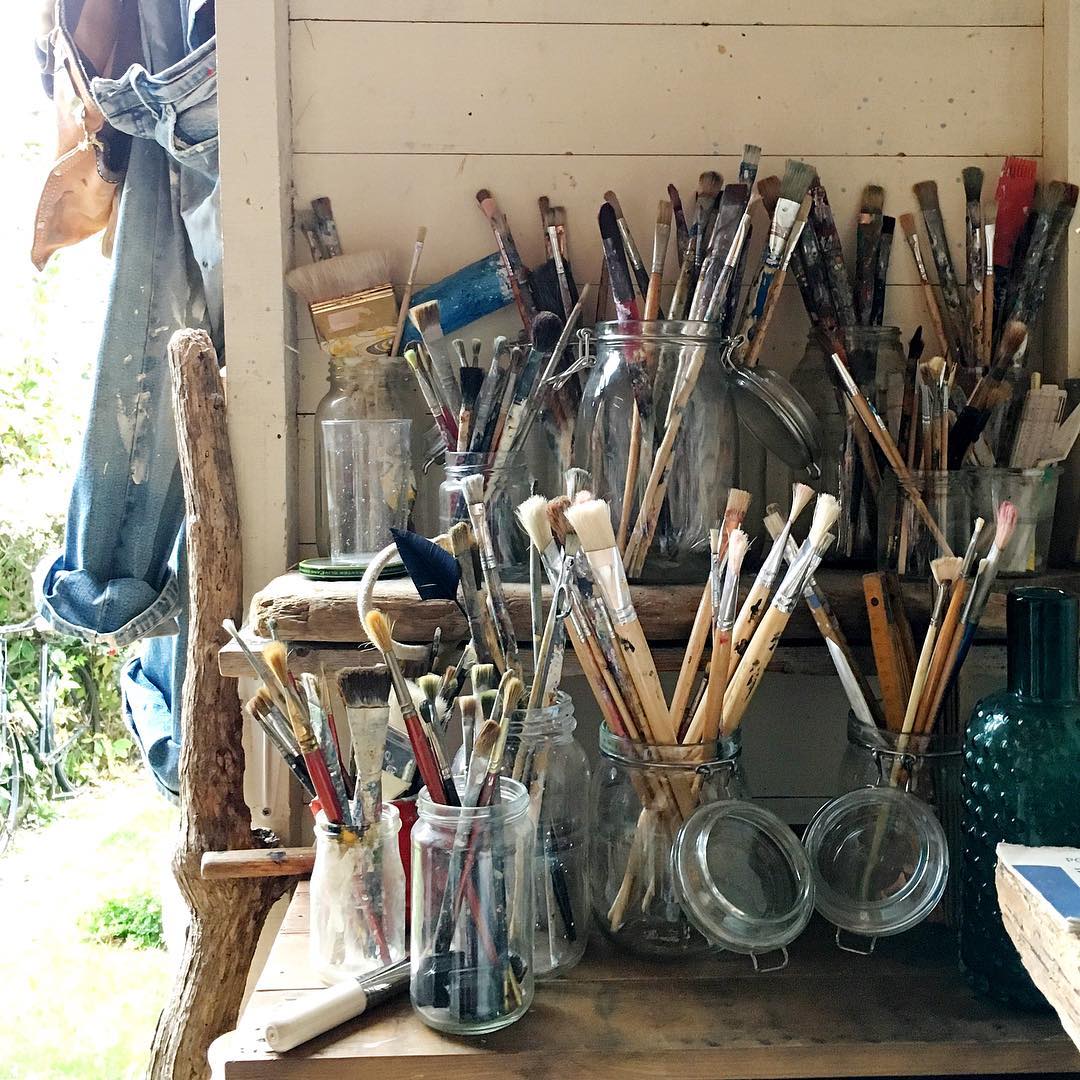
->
[
  {"left": 870, "top": 220, "right": 894, "bottom": 326},
  {"left": 948, "top": 403, "right": 992, "bottom": 468},
  {"left": 809, "top": 186, "right": 856, "bottom": 327},
  {"left": 920, "top": 208, "right": 967, "bottom": 363},
  {"left": 545, "top": 825, "right": 577, "bottom": 942}
]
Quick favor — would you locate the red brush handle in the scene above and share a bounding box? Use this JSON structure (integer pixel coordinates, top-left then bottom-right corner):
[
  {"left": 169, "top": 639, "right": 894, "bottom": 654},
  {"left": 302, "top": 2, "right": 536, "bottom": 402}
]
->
[
  {"left": 303, "top": 748, "right": 343, "bottom": 823},
  {"left": 402, "top": 707, "right": 456, "bottom": 804}
]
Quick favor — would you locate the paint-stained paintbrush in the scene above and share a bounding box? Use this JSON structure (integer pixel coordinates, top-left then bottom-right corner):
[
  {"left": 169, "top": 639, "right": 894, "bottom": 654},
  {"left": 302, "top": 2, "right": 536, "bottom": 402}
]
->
[
  {"left": 605, "top": 190, "right": 651, "bottom": 301},
  {"left": 310, "top": 196, "right": 343, "bottom": 257},
  {"left": 476, "top": 188, "right": 537, "bottom": 330},
  {"left": 982, "top": 208, "right": 996, "bottom": 365},
  {"left": 337, "top": 668, "right": 393, "bottom": 830},
  {"left": 409, "top": 299, "right": 460, "bottom": 421},
  {"left": 854, "top": 184, "right": 884, "bottom": 326},
  {"left": 690, "top": 182, "right": 750, "bottom": 321},
  {"left": 668, "top": 183, "right": 689, "bottom": 268},
  {"left": 644, "top": 200, "right": 672, "bottom": 320},
  {"left": 962, "top": 167, "right": 985, "bottom": 361},
  {"left": 899, "top": 212, "right": 950, "bottom": 359},
  {"left": 914, "top": 180, "right": 966, "bottom": 364},
  {"left": 691, "top": 171, "right": 724, "bottom": 274},
  {"left": 390, "top": 226, "right": 427, "bottom": 358},
  {"left": 807, "top": 182, "right": 856, "bottom": 328},
  {"left": 870, "top": 215, "right": 895, "bottom": 327},
  {"left": 598, "top": 201, "right": 640, "bottom": 323},
  {"left": 1010, "top": 181, "right": 1078, "bottom": 331},
  {"left": 992, "top": 157, "right": 1038, "bottom": 337},
  {"left": 456, "top": 365, "right": 484, "bottom": 453}
]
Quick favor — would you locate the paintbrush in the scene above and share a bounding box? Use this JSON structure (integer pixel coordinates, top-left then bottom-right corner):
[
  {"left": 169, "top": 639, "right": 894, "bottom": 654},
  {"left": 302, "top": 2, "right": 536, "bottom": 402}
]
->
[
  {"left": 565, "top": 499, "right": 674, "bottom": 742},
  {"left": 417, "top": 673, "right": 458, "bottom": 800},
  {"left": 862, "top": 573, "right": 909, "bottom": 732},
  {"left": 409, "top": 299, "right": 459, "bottom": 416},
  {"left": 700, "top": 193, "right": 757, "bottom": 325},
  {"left": 298, "top": 211, "right": 325, "bottom": 263},
  {"left": 669, "top": 488, "right": 751, "bottom": 734},
  {"left": 404, "top": 345, "right": 456, "bottom": 446},
  {"left": 448, "top": 521, "right": 504, "bottom": 671},
  {"left": 738, "top": 143, "right": 762, "bottom": 186},
  {"left": 689, "top": 182, "right": 749, "bottom": 321},
  {"left": 1011, "top": 182, "right": 1078, "bottom": 330},
  {"left": 738, "top": 160, "right": 817, "bottom": 344},
  {"left": 948, "top": 320, "right": 1029, "bottom": 468},
  {"left": 246, "top": 697, "right": 315, "bottom": 799},
  {"left": 870, "top": 215, "right": 895, "bottom": 328},
  {"left": 992, "top": 157, "right": 1038, "bottom": 338},
  {"left": 854, "top": 184, "right": 884, "bottom": 326},
  {"left": 468, "top": 338, "right": 511, "bottom": 453},
  {"left": 264, "top": 641, "right": 345, "bottom": 824},
  {"left": 310, "top": 196, "right": 343, "bottom": 257},
  {"left": 728, "top": 483, "right": 816, "bottom": 676},
  {"left": 898, "top": 212, "right": 950, "bottom": 358},
  {"left": 644, "top": 200, "right": 672, "bottom": 320},
  {"left": 723, "top": 513, "right": 838, "bottom": 735},
  {"left": 962, "top": 167, "right": 985, "bottom": 361},
  {"left": 914, "top": 180, "right": 967, "bottom": 364},
  {"left": 668, "top": 184, "right": 689, "bottom": 268},
  {"left": 598, "top": 201, "right": 640, "bottom": 322},
  {"left": 605, "top": 190, "right": 651, "bottom": 301},
  {"left": 691, "top": 170, "right": 724, "bottom": 273},
  {"left": 461, "top": 473, "right": 521, "bottom": 675},
  {"left": 982, "top": 209, "right": 996, "bottom": 365},
  {"left": 456, "top": 365, "right": 484, "bottom": 452},
  {"left": 337, "top": 668, "right": 393, "bottom": 830},
  {"left": 475, "top": 188, "right": 537, "bottom": 329},
  {"left": 390, "top": 226, "right": 427, "bottom": 358},
  {"left": 807, "top": 182, "right": 856, "bottom": 328}
]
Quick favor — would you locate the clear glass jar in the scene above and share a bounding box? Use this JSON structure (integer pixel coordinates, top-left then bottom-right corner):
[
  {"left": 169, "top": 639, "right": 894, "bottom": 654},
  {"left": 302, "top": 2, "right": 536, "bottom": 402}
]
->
[
  {"left": 411, "top": 779, "right": 535, "bottom": 1034},
  {"left": 591, "top": 726, "right": 746, "bottom": 958},
  {"left": 453, "top": 692, "right": 590, "bottom": 978},
  {"left": 573, "top": 320, "right": 737, "bottom": 583},
  {"left": 877, "top": 469, "right": 974, "bottom": 579},
  {"left": 803, "top": 713, "right": 958, "bottom": 950},
  {"left": 439, "top": 450, "right": 530, "bottom": 579},
  {"left": 969, "top": 466, "right": 1062, "bottom": 576},
  {"left": 314, "top": 354, "right": 412, "bottom": 556},
  {"left": 790, "top": 326, "right": 905, "bottom": 563},
  {"left": 309, "top": 806, "right": 407, "bottom": 985}
]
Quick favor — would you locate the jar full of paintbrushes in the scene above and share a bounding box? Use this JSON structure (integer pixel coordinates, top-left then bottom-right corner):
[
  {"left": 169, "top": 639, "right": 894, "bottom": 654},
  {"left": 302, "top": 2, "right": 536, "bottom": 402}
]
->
[
  {"left": 453, "top": 692, "right": 590, "bottom": 978},
  {"left": 573, "top": 321, "right": 736, "bottom": 584},
  {"left": 439, "top": 451, "right": 530, "bottom": 578},
  {"left": 309, "top": 807, "right": 407, "bottom": 984},
  {"left": 791, "top": 326, "right": 905, "bottom": 562},
  {"left": 411, "top": 779, "right": 535, "bottom": 1033}
]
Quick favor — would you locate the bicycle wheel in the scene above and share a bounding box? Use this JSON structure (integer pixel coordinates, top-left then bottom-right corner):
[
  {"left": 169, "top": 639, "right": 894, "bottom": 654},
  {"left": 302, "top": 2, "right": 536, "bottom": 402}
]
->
[{"left": 0, "top": 633, "right": 24, "bottom": 853}]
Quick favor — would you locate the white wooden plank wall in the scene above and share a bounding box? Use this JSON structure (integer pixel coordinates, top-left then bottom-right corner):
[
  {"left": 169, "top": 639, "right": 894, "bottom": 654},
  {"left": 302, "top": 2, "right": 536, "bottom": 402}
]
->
[{"left": 261, "top": 2, "right": 1062, "bottom": 815}]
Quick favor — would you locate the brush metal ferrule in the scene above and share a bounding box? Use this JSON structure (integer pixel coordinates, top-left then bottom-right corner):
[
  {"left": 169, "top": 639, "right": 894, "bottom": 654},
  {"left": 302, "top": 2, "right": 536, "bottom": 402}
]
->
[
  {"left": 717, "top": 563, "right": 742, "bottom": 632},
  {"left": 908, "top": 233, "right": 929, "bottom": 277},
  {"left": 616, "top": 219, "right": 646, "bottom": 274},
  {"left": 651, "top": 222, "right": 672, "bottom": 275},
  {"left": 773, "top": 539, "right": 824, "bottom": 614},
  {"left": 584, "top": 545, "right": 636, "bottom": 624},
  {"left": 765, "top": 196, "right": 801, "bottom": 268},
  {"left": 465, "top": 499, "right": 499, "bottom": 573}
]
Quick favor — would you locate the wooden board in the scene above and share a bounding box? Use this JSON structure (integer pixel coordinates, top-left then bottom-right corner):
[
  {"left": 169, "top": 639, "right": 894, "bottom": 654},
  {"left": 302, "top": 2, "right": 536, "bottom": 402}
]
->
[
  {"left": 211, "top": 883, "right": 1080, "bottom": 1079},
  {"left": 244, "top": 570, "right": 1078, "bottom": 648}
]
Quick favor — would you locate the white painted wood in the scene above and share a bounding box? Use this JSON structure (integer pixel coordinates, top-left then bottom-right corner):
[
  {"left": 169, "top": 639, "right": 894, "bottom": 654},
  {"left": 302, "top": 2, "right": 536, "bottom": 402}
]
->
[
  {"left": 290, "top": 1, "right": 1043, "bottom": 27},
  {"left": 217, "top": 0, "right": 296, "bottom": 838},
  {"left": 290, "top": 23, "right": 1042, "bottom": 156}
]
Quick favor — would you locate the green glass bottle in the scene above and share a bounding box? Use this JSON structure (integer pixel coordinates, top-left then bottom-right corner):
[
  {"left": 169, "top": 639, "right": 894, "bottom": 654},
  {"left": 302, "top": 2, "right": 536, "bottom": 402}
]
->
[{"left": 960, "top": 587, "right": 1080, "bottom": 1007}]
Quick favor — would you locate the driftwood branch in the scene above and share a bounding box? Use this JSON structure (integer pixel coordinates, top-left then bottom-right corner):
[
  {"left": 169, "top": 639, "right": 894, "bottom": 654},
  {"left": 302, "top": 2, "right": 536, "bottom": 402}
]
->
[{"left": 148, "top": 329, "right": 295, "bottom": 1080}]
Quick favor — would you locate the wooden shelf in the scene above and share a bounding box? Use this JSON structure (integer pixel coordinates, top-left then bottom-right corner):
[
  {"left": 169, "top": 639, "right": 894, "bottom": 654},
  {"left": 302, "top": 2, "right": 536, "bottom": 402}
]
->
[
  {"left": 210, "top": 883, "right": 1080, "bottom": 1079},
  {"left": 246, "top": 569, "right": 1080, "bottom": 647}
]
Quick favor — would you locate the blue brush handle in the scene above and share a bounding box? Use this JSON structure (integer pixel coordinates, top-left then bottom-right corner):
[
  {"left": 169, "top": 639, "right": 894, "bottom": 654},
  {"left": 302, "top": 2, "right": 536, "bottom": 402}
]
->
[{"left": 401, "top": 253, "right": 515, "bottom": 344}]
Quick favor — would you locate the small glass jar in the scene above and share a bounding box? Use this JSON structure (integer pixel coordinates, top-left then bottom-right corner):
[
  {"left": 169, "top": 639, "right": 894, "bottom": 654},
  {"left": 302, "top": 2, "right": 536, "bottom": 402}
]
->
[
  {"left": 411, "top": 779, "right": 535, "bottom": 1034},
  {"left": 790, "top": 326, "right": 905, "bottom": 563},
  {"left": 877, "top": 469, "right": 974, "bottom": 579},
  {"left": 573, "top": 320, "right": 737, "bottom": 583},
  {"left": 969, "top": 465, "right": 1061, "bottom": 576},
  {"left": 439, "top": 450, "right": 530, "bottom": 579},
  {"left": 804, "top": 714, "right": 959, "bottom": 950},
  {"left": 309, "top": 806, "right": 407, "bottom": 985},
  {"left": 314, "top": 353, "right": 412, "bottom": 557},
  {"left": 453, "top": 692, "right": 590, "bottom": 978}
]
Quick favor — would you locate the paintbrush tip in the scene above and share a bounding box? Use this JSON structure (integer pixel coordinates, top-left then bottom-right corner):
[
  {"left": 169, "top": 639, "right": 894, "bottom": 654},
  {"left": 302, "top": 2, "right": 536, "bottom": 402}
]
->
[
  {"left": 790, "top": 482, "right": 816, "bottom": 520},
  {"left": 997, "top": 320, "right": 1029, "bottom": 364},
  {"left": 781, "top": 159, "right": 817, "bottom": 203},
  {"left": 565, "top": 467, "right": 593, "bottom": 500},
  {"left": 656, "top": 199, "right": 673, "bottom": 228},
  {"left": 931, "top": 555, "right": 964, "bottom": 585},
  {"left": 698, "top": 171, "right": 723, "bottom": 199},
  {"left": 516, "top": 494, "right": 554, "bottom": 552},
  {"left": 565, "top": 498, "right": 617, "bottom": 554},
  {"left": 362, "top": 609, "right": 395, "bottom": 654},
  {"left": 913, "top": 180, "right": 940, "bottom": 211},
  {"left": 409, "top": 299, "right": 443, "bottom": 340},
  {"left": 809, "top": 493, "right": 841, "bottom": 544},
  {"left": 962, "top": 166, "right": 984, "bottom": 202},
  {"left": 725, "top": 487, "right": 753, "bottom": 516},
  {"left": 603, "top": 190, "right": 625, "bottom": 217},
  {"left": 415, "top": 225, "right": 428, "bottom": 242},
  {"left": 757, "top": 175, "right": 781, "bottom": 214},
  {"left": 460, "top": 472, "right": 487, "bottom": 506},
  {"left": 475, "top": 188, "right": 492, "bottom": 203},
  {"left": 448, "top": 520, "right": 474, "bottom": 556},
  {"left": 1001, "top": 156, "right": 1038, "bottom": 180},
  {"left": 861, "top": 183, "right": 885, "bottom": 213},
  {"left": 899, "top": 211, "right": 918, "bottom": 236},
  {"left": 994, "top": 500, "right": 1019, "bottom": 551},
  {"left": 598, "top": 200, "right": 620, "bottom": 237},
  {"left": 727, "top": 528, "right": 750, "bottom": 572},
  {"left": 742, "top": 143, "right": 762, "bottom": 166},
  {"left": 530, "top": 310, "right": 564, "bottom": 351},
  {"left": 546, "top": 495, "right": 572, "bottom": 545}
]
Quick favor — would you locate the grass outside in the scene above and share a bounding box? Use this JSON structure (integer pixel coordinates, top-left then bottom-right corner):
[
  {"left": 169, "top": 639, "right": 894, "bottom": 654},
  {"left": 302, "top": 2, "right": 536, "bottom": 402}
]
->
[{"left": 0, "top": 772, "right": 177, "bottom": 1080}]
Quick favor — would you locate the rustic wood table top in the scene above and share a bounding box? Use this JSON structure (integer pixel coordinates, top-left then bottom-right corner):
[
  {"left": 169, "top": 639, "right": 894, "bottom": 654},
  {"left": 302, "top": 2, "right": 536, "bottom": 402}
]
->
[{"left": 210, "top": 884, "right": 1080, "bottom": 1079}]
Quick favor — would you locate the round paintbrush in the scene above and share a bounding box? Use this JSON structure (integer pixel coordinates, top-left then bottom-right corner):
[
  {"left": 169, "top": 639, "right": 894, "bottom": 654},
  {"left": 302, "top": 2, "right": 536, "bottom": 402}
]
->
[{"left": 644, "top": 200, "right": 672, "bottom": 320}]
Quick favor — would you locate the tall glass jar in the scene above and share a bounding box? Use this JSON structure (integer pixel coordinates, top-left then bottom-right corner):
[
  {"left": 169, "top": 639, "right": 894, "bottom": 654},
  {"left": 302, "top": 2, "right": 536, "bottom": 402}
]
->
[
  {"left": 309, "top": 807, "right": 407, "bottom": 985},
  {"left": 573, "top": 321, "right": 737, "bottom": 584},
  {"left": 411, "top": 779, "right": 535, "bottom": 1034},
  {"left": 961, "top": 587, "right": 1080, "bottom": 1007},
  {"left": 314, "top": 354, "right": 412, "bottom": 556},
  {"left": 439, "top": 450, "right": 530, "bottom": 579},
  {"left": 591, "top": 726, "right": 745, "bottom": 958},
  {"left": 790, "top": 326, "right": 905, "bottom": 563},
  {"left": 453, "top": 693, "right": 590, "bottom": 978}
]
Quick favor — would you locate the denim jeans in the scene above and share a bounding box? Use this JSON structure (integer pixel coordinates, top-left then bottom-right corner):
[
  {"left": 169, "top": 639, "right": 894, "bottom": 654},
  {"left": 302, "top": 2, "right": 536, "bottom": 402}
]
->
[{"left": 37, "top": 2, "right": 219, "bottom": 799}]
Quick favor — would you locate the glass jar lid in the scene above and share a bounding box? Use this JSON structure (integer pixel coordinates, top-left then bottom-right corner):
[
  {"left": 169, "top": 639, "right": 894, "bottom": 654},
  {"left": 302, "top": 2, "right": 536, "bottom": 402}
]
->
[
  {"left": 803, "top": 786, "right": 949, "bottom": 943},
  {"left": 671, "top": 800, "right": 815, "bottom": 962}
]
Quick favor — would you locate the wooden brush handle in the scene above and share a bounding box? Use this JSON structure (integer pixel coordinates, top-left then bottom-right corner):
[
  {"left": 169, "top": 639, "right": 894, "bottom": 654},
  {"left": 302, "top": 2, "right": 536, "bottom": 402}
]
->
[
  {"left": 617, "top": 616, "right": 674, "bottom": 743},
  {"left": 617, "top": 402, "right": 643, "bottom": 552},
  {"left": 744, "top": 264, "right": 789, "bottom": 368},
  {"left": 916, "top": 278, "right": 951, "bottom": 360},
  {"left": 863, "top": 573, "right": 907, "bottom": 732},
  {"left": 913, "top": 581, "right": 968, "bottom": 736},
  {"left": 644, "top": 272, "right": 663, "bottom": 321},
  {"left": 982, "top": 272, "right": 995, "bottom": 366},
  {"left": 670, "top": 584, "right": 712, "bottom": 736},
  {"left": 702, "top": 630, "right": 731, "bottom": 745},
  {"left": 201, "top": 848, "right": 314, "bottom": 880},
  {"left": 722, "top": 604, "right": 792, "bottom": 734},
  {"left": 727, "top": 580, "right": 772, "bottom": 680}
]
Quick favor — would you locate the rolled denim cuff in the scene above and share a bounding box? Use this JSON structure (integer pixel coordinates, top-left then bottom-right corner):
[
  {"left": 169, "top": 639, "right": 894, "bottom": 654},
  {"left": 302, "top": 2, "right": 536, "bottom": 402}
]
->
[{"left": 122, "top": 654, "right": 180, "bottom": 801}]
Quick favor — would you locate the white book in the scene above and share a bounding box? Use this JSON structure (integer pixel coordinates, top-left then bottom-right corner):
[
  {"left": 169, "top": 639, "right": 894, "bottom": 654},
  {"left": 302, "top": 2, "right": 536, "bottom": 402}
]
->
[{"left": 998, "top": 843, "right": 1080, "bottom": 935}]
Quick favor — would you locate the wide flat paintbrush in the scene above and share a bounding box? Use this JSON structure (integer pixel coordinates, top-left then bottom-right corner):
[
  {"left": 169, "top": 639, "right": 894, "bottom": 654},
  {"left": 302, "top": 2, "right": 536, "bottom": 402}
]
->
[
  {"left": 337, "top": 667, "right": 392, "bottom": 830},
  {"left": 1011, "top": 181, "right": 1078, "bottom": 331},
  {"left": 992, "top": 156, "right": 1038, "bottom": 340},
  {"left": 899, "top": 212, "right": 950, "bottom": 359},
  {"left": 690, "top": 182, "right": 750, "bottom": 322},
  {"left": 456, "top": 365, "right": 484, "bottom": 453},
  {"left": 598, "top": 201, "right": 640, "bottom": 323},
  {"left": 854, "top": 184, "right": 884, "bottom": 326},
  {"left": 807, "top": 181, "right": 856, "bottom": 328},
  {"left": 691, "top": 170, "right": 724, "bottom": 276},
  {"left": 644, "top": 200, "right": 672, "bottom": 321},
  {"left": 962, "top": 167, "right": 985, "bottom": 362},
  {"left": 914, "top": 180, "right": 967, "bottom": 364},
  {"left": 409, "top": 300, "right": 459, "bottom": 418},
  {"left": 870, "top": 215, "right": 895, "bottom": 327},
  {"left": 476, "top": 188, "right": 537, "bottom": 329},
  {"left": 605, "top": 190, "right": 651, "bottom": 301},
  {"left": 667, "top": 183, "right": 690, "bottom": 269},
  {"left": 700, "top": 192, "right": 756, "bottom": 326}
]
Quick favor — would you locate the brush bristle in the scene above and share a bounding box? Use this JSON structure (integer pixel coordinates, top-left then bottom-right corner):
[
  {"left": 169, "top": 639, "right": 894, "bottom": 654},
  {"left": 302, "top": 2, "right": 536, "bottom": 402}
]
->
[
  {"left": 417, "top": 673, "right": 442, "bottom": 703},
  {"left": 996, "top": 320, "right": 1029, "bottom": 365},
  {"left": 460, "top": 472, "right": 487, "bottom": 505},
  {"left": 962, "top": 166, "right": 984, "bottom": 203},
  {"left": 471, "top": 663, "right": 496, "bottom": 694},
  {"left": 994, "top": 500, "right": 1018, "bottom": 551},
  {"left": 452, "top": 338, "right": 468, "bottom": 368},
  {"left": 1001, "top": 156, "right": 1038, "bottom": 181},
  {"left": 1062, "top": 183, "right": 1079, "bottom": 209},
  {"left": 913, "top": 181, "right": 940, "bottom": 212},
  {"left": 363, "top": 610, "right": 394, "bottom": 654},
  {"left": 899, "top": 212, "right": 918, "bottom": 238},
  {"left": 285, "top": 251, "right": 391, "bottom": 303},
  {"left": 472, "top": 718, "right": 500, "bottom": 757},
  {"left": 475, "top": 188, "right": 493, "bottom": 205},
  {"left": 598, "top": 201, "right": 621, "bottom": 243},
  {"left": 338, "top": 668, "right": 392, "bottom": 707},
  {"left": 603, "top": 190, "right": 625, "bottom": 218},
  {"left": 656, "top": 199, "right": 673, "bottom": 228},
  {"left": 790, "top": 482, "right": 816, "bottom": 520},
  {"left": 565, "top": 467, "right": 593, "bottom": 500},
  {"left": 860, "top": 183, "right": 885, "bottom": 213},
  {"left": 698, "top": 171, "right": 723, "bottom": 200},
  {"left": 262, "top": 640, "right": 288, "bottom": 681},
  {"left": 757, "top": 175, "right": 781, "bottom": 214},
  {"left": 516, "top": 494, "right": 554, "bottom": 552},
  {"left": 781, "top": 160, "right": 816, "bottom": 204},
  {"left": 725, "top": 487, "right": 753, "bottom": 519},
  {"left": 931, "top": 556, "right": 964, "bottom": 585},
  {"left": 459, "top": 365, "right": 484, "bottom": 405},
  {"left": 448, "top": 520, "right": 474, "bottom": 557},
  {"left": 565, "top": 499, "right": 617, "bottom": 553},
  {"left": 415, "top": 225, "right": 428, "bottom": 244},
  {"left": 809, "top": 494, "right": 841, "bottom": 544},
  {"left": 709, "top": 527, "right": 721, "bottom": 555},
  {"left": 727, "top": 528, "right": 750, "bottom": 574},
  {"left": 742, "top": 144, "right": 762, "bottom": 168},
  {"left": 409, "top": 299, "right": 443, "bottom": 340},
  {"left": 530, "top": 310, "right": 563, "bottom": 352},
  {"left": 502, "top": 676, "right": 525, "bottom": 712},
  {"left": 547, "top": 495, "right": 572, "bottom": 545},
  {"left": 919, "top": 356, "right": 947, "bottom": 386}
]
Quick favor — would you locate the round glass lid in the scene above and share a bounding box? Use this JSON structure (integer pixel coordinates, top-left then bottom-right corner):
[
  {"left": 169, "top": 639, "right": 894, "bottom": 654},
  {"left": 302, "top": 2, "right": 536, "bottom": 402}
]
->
[
  {"left": 671, "top": 800, "right": 815, "bottom": 956},
  {"left": 802, "top": 786, "right": 949, "bottom": 940}
]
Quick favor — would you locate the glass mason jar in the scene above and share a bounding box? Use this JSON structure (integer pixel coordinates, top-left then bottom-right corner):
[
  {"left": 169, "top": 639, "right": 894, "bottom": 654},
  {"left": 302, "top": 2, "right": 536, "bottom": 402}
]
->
[
  {"left": 969, "top": 466, "right": 1062, "bottom": 576},
  {"left": 591, "top": 727, "right": 743, "bottom": 958},
  {"left": 314, "top": 353, "right": 412, "bottom": 557},
  {"left": 439, "top": 450, "right": 530, "bottom": 580},
  {"left": 790, "top": 326, "right": 905, "bottom": 563},
  {"left": 961, "top": 587, "right": 1080, "bottom": 1008},
  {"left": 877, "top": 469, "right": 974, "bottom": 579},
  {"left": 573, "top": 321, "right": 737, "bottom": 584},
  {"left": 411, "top": 779, "right": 535, "bottom": 1034},
  {"left": 452, "top": 693, "right": 589, "bottom": 978},
  {"left": 309, "top": 806, "right": 408, "bottom": 985}
]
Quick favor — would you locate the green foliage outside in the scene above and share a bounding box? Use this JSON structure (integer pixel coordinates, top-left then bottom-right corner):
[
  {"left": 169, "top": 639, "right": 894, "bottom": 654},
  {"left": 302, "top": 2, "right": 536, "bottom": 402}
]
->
[{"left": 81, "top": 892, "right": 166, "bottom": 950}]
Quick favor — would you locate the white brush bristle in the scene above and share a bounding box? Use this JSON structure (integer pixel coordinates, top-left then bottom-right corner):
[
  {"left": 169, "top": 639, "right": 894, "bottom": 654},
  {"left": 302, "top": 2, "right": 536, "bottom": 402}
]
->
[
  {"left": 762, "top": 509, "right": 785, "bottom": 538},
  {"left": 448, "top": 521, "right": 473, "bottom": 556},
  {"left": 565, "top": 467, "right": 593, "bottom": 500},
  {"left": 460, "top": 473, "right": 487, "bottom": 506},
  {"left": 931, "top": 556, "right": 963, "bottom": 585},
  {"left": 809, "top": 494, "right": 841, "bottom": 544},
  {"left": 726, "top": 528, "right": 750, "bottom": 574},
  {"left": 516, "top": 495, "right": 553, "bottom": 552},
  {"left": 789, "top": 483, "right": 816, "bottom": 521},
  {"left": 285, "top": 251, "right": 390, "bottom": 303},
  {"left": 565, "top": 499, "right": 617, "bottom": 553}
]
